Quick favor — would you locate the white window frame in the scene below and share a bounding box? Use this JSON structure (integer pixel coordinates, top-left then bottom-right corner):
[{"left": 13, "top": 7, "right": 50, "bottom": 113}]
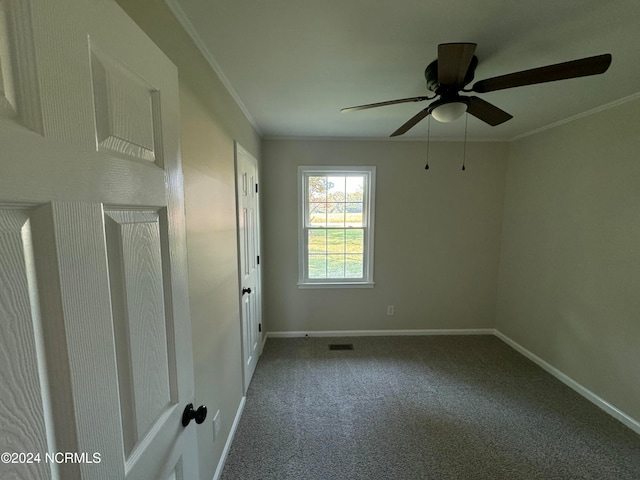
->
[{"left": 297, "top": 165, "right": 376, "bottom": 288}]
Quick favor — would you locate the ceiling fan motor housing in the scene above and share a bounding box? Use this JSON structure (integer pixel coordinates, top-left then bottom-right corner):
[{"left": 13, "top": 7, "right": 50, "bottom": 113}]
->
[{"left": 425, "top": 56, "right": 478, "bottom": 93}]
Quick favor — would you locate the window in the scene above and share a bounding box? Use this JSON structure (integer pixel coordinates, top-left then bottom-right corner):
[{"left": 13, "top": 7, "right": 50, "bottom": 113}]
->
[{"left": 298, "top": 166, "right": 376, "bottom": 287}]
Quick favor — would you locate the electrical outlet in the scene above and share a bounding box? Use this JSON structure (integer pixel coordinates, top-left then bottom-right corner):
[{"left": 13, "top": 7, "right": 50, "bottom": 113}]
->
[
  {"left": 386, "top": 305, "right": 395, "bottom": 316},
  {"left": 212, "top": 410, "right": 221, "bottom": 441}
]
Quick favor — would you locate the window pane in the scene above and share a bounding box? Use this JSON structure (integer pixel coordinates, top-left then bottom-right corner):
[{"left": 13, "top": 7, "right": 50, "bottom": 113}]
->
[
  {"left": 327, "top": 254, "right": 345, "bottom": 278},
  {"left": 326, "top": 229, "right": 345, "bottom": 254},
  {"left": 345, "top": 203, "right": 363, "bottom": 226},
  {"left": 308, "top": 254, "right": 326, "bottom": 278},
  {"left": 345, "top": 229, "right": 363, "bottom": 253},
  {"left": 308, "top": 229, "right": 326, "bottom": 253},
  {"left": 345, "top": 254, "right": 364, "bottom": 278},
  {"left": 326, "top": 203, "right": 345, "bottom": 226},
  {"left": 308, "top": 176, "right": 328, "bottom": 202},
  {"left": 308, "top": 203, "right": 326, "bottom": 226},
  {"left": 346, "top": 176, "right": 364, "bottom": 202},
  {"left": 327, "top": 176, "right": 346, "bottom": 202}
]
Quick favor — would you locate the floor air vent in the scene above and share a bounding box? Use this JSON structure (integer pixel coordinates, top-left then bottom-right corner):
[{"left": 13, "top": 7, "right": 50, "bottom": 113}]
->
[{"left": 329, "top": 344, "right": 354, "bottom": 351}]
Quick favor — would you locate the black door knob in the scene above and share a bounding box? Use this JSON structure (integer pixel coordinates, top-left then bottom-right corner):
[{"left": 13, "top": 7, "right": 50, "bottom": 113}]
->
[
  {"left": 182, "top": 403, "right": 208, "bottom": 427},
  {"left": 242, "top": 287, "right": 252, "bottom": 295}
]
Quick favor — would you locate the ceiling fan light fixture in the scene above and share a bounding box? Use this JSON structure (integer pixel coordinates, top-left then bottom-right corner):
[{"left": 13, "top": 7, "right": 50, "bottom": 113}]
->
[{"left": 431, "top": 101, "right": 467, "bottom": 123}]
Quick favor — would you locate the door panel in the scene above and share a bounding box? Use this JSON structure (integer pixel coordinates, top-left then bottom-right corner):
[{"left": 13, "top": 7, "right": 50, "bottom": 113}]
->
[
  {"left": 0, "top": 207, "right": 55, "bottom": 479},
  {"left": 90, "top": 46, "right": 164, "bottom": 165},
  {"left": 104, "top": 210, "right": 177, "bottom": 459},
  {"left": 0, "top": 0, "right": 43, "bottom": 133},
  {"left": 0, "top": 0, "right": 198, "bottom": 479}
]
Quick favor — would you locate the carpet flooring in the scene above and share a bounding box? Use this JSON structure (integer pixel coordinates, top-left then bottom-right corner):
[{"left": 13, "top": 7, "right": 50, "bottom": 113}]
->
[{"left": 220, "top": 335, "right": 640, "bottom": 479}]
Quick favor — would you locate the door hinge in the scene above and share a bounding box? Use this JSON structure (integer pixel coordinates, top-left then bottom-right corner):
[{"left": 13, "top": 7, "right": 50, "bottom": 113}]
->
[
  {"left": 257, "top": 255, "right": 260, "bottom": 265},
  {"left": 255, "top": 183, "right": 258, "bottom": 193},
  {"left": 258, "top": 323, "right": 262, "bottom": 333}
]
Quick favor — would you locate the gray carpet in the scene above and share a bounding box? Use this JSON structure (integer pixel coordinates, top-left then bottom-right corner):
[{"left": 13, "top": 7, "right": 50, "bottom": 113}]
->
[{"left": 220, "top": 335, "right": 640, "bottom": 479}]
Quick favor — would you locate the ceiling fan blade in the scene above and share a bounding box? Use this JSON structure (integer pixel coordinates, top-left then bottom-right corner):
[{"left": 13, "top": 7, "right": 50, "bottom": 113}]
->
[
  {"left": 466, "top": 96, "right": 513, "bottom": 126},
  {"left": 390, "top": 108, "right": 430, "bottom": 137},
  {"left": 341, "top": 96, "right": 432, "bottom": 113},
  {"left": 438, "top": 42, "right": 477, "bottom": 86},
  {"left": 472, "top": 53, "right": 612, "bottom": 93}
]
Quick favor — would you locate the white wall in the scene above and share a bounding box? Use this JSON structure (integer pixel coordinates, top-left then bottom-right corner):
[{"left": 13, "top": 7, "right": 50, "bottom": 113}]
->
[
  {"left": 496, "top": 97, "right": 640, "bottom": 423},
  {"left": 262, "top": 139, "right": 508, "bottom": 332},
  {"left": 115, "top": 2, "right": 261, "bottom": 479}
]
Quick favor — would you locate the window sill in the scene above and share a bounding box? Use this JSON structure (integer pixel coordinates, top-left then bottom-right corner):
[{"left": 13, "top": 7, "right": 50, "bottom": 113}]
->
[{"left": 297, "top": 282, "right": 375, "bottom": 289}]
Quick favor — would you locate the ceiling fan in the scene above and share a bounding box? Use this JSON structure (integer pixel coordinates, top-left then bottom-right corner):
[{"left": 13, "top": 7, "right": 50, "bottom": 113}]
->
[{"left": 341, "top": 43, "right": 612, "bottom": 137}]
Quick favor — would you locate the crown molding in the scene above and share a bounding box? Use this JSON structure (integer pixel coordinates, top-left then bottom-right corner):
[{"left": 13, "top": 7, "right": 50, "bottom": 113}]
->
[{"left": 510, "top": 91, "right": 640, "bottom": 142}]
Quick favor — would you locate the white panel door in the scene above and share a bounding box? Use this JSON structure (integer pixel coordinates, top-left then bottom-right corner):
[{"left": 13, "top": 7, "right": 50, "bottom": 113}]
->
[
  {"left": 235, "top": 143, "right": 263, "bottom": 392},
  {"left": 0, "top": 1, "right": 199, "bottom": 479}
]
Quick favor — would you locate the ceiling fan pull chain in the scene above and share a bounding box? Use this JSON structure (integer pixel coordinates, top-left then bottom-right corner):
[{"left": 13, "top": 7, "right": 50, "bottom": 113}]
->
[
  {"left": 462, "top": 113, "right": 468, "bottom": 171},
  {"left": 425, "top": 115, "right": 431, "bottom": 170}
]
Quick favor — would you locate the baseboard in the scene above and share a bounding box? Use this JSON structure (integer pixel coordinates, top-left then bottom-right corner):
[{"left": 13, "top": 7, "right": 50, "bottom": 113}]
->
[
  {"left": 494, "top": 330, "right": 640, "bottom": 436},
  {"left": 212, "top": 395, "right": 246, "bottom": 480},
  {"left": 267, "top": 328, "right": 494, "bottom": 338}
]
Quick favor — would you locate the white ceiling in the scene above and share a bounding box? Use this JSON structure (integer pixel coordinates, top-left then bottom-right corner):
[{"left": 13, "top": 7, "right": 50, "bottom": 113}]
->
[{"left": 168, "top": 0, "right": 640, "bottom": 140}]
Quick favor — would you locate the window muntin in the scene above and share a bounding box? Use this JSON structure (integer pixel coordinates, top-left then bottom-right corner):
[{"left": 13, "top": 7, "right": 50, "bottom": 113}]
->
[{"left": 299, "top": 167, "right": 375, "bottom": 287}]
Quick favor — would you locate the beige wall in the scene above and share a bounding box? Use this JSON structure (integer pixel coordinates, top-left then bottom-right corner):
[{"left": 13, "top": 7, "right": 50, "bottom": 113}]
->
[
  {"left": 115, "top": 1, "right": 261, "bottom": 479},
  {"left": 496, "top": 98, "right": 640, "bottom": 422},
  {"left": 262, "top": 139, "right": 508, "bottom": 332}
]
